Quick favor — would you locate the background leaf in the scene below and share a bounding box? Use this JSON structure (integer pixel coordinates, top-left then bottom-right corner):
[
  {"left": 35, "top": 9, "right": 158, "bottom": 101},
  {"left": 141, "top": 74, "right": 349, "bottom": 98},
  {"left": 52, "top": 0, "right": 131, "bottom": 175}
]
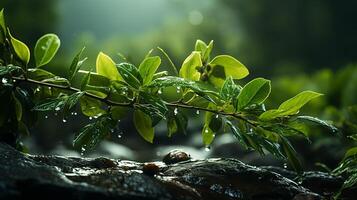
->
[{"left": 34, "top": 33, "right": 60, "bottom": 67}]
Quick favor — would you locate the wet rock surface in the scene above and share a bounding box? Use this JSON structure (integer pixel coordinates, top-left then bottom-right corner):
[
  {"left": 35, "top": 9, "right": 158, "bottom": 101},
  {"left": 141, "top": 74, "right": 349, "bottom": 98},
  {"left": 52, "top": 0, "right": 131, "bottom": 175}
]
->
[{"left": 0, "top": 142, "right": 353, "bottom": 200}]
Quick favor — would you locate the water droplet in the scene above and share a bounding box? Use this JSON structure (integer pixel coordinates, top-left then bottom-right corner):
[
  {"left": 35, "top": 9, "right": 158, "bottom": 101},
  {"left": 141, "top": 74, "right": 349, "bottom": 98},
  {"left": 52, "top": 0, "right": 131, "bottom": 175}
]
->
[
  {"left": 35, "top": 88, "right": 40, "bottom": 92},
  {"left": 74, "top": 112, "right": 78, "bottom": 116},
  {"left": 93, "top": 115, "right": 99, "bottom": 119},
  {"left": 174, "top": 108, "right": 178, "bottom": 115},
  {"left": 89, "top": 117, "right": 93, "bottom": 120},
  {"left": 196, "top": 110, "right": 200, "bottom": 115},
  {"left": 118, "top": 134, "right": 122, "bottom": 139},
  {"left": 55, "top": 107, "right": 60, "bottom": 111},
  {"left": 283, "top": 163, "right": 288, "bottom": 169},
  {"left": 158, "top": 89, "right": 162, "bottom": 94},
  {"left": 205, "top": 147, "right": 211, "bottom": 152},
  {"left": 205, "top": 129, "right": 209, "bottom": 133},
  {"left": 13, "top": 80, "right": 16, "bottom": 83},
  {"left": 62, "top": 119, "right": 67, "bottom": 123},
  {"left": 176, "top": 86, "right": 181, "bottom": 93},
  {"left": 215, "top": 114, "right": 219, "bottom": 118},
  {"left": 1, "top": 78, "right": 8, "bottom": 84},
  {"left": 122, "top": 91, "right": 126, "bottom": 95},
  {"left": 45, "top": 115, "right": 48, "bottom": 119}
]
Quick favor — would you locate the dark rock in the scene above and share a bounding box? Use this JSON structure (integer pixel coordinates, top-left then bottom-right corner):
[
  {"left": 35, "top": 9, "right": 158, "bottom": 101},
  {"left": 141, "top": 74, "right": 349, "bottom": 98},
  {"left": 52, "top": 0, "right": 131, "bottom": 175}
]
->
[
  {"left": 163, "top": 149, "right": 191, "bottom": 164},
  {"left": 0, "top": 142, "right": 327, "bottom": 200}
]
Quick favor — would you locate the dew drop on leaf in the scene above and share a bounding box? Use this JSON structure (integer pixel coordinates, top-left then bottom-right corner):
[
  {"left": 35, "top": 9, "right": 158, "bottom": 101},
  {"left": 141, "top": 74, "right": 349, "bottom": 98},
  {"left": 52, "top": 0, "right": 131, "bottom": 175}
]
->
[
  {"left": 174, "top": 108, "right": 178, "bottom": 115},
  {"left": 283, "top": 163, "right": 288, "bottom": 169},
  {"left": 158, "top": 89, "right": 162, "bottom": 94},
  {"left": 1, "top": 78, "right": 8, "bottom": 84},
  {"left": 215, "top": 114, "right": 219, "bottom": 118},
  {"left": 196, "top": 110, "right": 200, "bottom": 115},
  {"left": 55, "top": 107, "right": 61, "bottom": 111}
]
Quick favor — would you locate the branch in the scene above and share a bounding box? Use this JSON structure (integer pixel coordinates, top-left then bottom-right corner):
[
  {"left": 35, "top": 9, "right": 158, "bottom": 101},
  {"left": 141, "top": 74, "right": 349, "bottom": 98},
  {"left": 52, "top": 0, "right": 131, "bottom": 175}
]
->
[{"left": 12, "top": 76, "right": 257, "bottom": 126}]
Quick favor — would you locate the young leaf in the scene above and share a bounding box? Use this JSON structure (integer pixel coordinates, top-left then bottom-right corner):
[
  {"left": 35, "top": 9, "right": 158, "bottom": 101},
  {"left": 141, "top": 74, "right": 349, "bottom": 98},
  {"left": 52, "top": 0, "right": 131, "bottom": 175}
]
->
[
  {"left": 34, "top": 34, "right": 61, "bottom": 67},
  {"left": 237, "top": 78, "right": 271, "bottom": 110},
  {"left": 195, "top": 40, "right": 213, "bottom": 62},
  {"left": 295, "top": 116, "right": 339, "bottom": 134},
  {"left": 68, "top": 47, "right": 87, "bottom": 81},
  {"left": 8, "top": 29, "right": 30, "bottom": 65},
  {"left": 96, "top": 52, "right": 122, "bottom": 81},
  {"left": 260, "top": 91, "right": 323, "bottom": 121},
  {"left": 208, "top": 55, "right": 249, "bottom": 87},
  {"left": 117, "top": 63, "right": 142, "bottom": 89},
  {"left": 179, "top": 51, "right": 202, "bottom": 81},
  {"left": 138, "top": 56, "right": 161, "bottom": 85},
  {"left": 133, "top": 110, "right": 154, "bottom": 143}
]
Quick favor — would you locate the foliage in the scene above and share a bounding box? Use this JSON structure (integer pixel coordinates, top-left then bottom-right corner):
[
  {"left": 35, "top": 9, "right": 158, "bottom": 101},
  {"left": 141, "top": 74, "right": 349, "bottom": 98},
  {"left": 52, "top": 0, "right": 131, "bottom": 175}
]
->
[{"left": 0, "top": 10, "right": 338, "bottom": 173}]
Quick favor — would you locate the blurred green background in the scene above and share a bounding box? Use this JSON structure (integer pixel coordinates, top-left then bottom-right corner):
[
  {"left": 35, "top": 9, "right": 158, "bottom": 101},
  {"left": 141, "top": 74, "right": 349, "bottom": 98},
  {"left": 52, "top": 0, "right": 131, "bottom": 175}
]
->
[{"left": 1, "top": 0, "right": 356, "bottom": 169}]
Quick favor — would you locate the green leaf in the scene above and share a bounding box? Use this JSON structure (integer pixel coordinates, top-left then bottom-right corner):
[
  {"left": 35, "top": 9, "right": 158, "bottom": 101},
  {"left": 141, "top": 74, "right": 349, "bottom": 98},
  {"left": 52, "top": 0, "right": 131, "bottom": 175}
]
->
[
  {"left": 167, "top": 109, "right": 188, "bottom": 137},
  {"left": 179, "top": 51, "right": 202, "bottom": 81},
  {"left": 27, "top": 68, "right": 55, "bottom": 80},
  {"left": 32, "top": 92, "right": 83, "bottom": 113},
  {"left": 237, "top": 78, "right": 271, "bottom": 110},
  {"left": 68, "top": 47, "right": 87, "bottom": 81},
  {"left": 202, "top": 125, "right": 215, "bottom": 147},
  {"left": 280, "top": 136, "right": 303, "bottom": 173},
  {"left": 205, "top": 110, "right": 222, "bottom": 133},
  {"left": 208, "top": 55, "right": 249, "bottom": 87},
  {"left": 8, "top": 29, "right": 30, "bottom": 65},
  {"left": 13, "top": 95, "right": 22, "bottom": 121},
  {"left": 34, "top": 34, "right": 61, "bottom": 67},
  {"left": 73, "top": 116, "right": 116, "bottom": 152},
  {"left": 136, "top": 92, "right": 168, "bottom": 126},
  {"left": 79, "top": 96, "right": 107, "bottom": 117},
  {"left": 96, "top": 52, "right": 122, "bottom": 81},
  {"left": 117, "top": 63, "right": 142, "bottom": 89},
  {"left": 77, "top": 70, "right": 111, "bottom": 87},
  {"left": 133, "top": 110, "right": 154, "bottom": 143},
  {"left": 259, "top": 91, "right": 323, "bottom": 121},
  {"left": 0, "top": 9, "right": 6, "bottom": 43},
  {"left": 80, "top": 70, "right": 91, "bottom": 91},
  {"left": 295, "top": 116, "right": 339, "bottom": 134},
  {"left": 42, "top": 77, "right": 70, "bottom": 86},
  {"left": 0, "top": 65, "right": 23, "bottom": 76},
  {"left": 148, "top": 76, "right": 219, "bottom": 102},
  {"left": 195, "top": 40, "right": 213, "bottom": 62},
  {"left": 343, "top": 147, "right": 357, "bottom": 161},
  {"left": 139, "top": 56, "right": 161, "bottom": 85},
  {"left": 110, "top": 106, "right": 128, "bottom": 121},
  {"left": 220, "top": 77, "right": 240, "bottom": 101}
]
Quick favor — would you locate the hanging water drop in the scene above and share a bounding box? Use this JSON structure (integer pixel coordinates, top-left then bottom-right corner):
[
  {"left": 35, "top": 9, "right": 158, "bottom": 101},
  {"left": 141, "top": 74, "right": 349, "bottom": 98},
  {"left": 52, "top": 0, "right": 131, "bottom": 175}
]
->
[
  {"left": 204, "top": 129, "right": 209, "bottom": 133},
  {"left": 215, "top": 114, "right": 219, "bottom": 118},
  {"left": 205, "top": 147, "right": 211, "bottom": 152},
  {"left": 158, "top": 89, "right": 162, "bottom": 94},
  {"left": 196, "top": 110, "right": 200, "bottom": 115},
  {"left": 89, "top": 117, "right": 93, "bottom": 120},
  {"left": 176, "top": 86, "right": 181, "bottom": 93},
  {"left": 283, "top": 163, "right": 288, "bottom": 169},
  {"left": 45, "top": 115, "right": 48, "bottom": 119},
  {"left": 122, "top": 91, "right": 126, "bottom": 95},
  {"left": 118, "top": 134, "right": 122, "bottom": 139},
  {"left": 55, "top": 107, "right": 60, "bottom": 111},
  {"left": 62, "top": 119, "right": 67, "bottom": 123},
  {"left": 35, "top": 87, "right": 40, "bottom": 92},
  {"left": 1, "top": 78, "right": 8, "bottom": 84},
  {"left": 74, "top": 112, "right": 78, "bottom": 116},
  {"left": 174, "top": 108, "right": 178, "bottom": 115}
]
